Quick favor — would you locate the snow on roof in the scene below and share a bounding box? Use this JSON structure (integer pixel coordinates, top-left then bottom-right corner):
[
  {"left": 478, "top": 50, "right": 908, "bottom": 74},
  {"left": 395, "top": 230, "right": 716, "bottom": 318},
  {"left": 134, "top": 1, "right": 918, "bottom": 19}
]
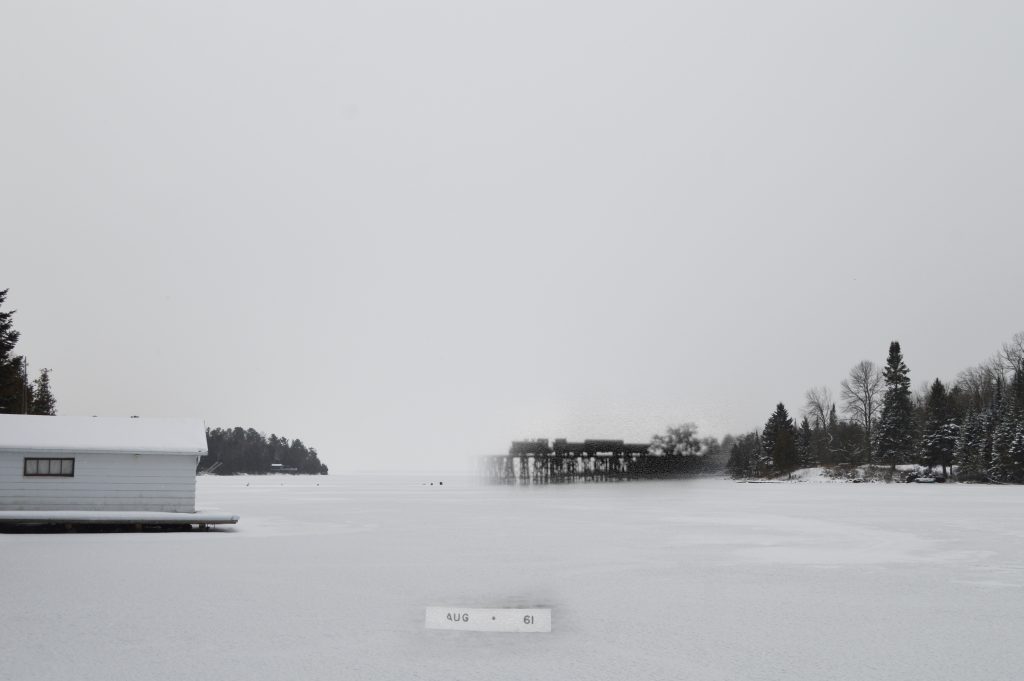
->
[{"left": 0, "top": 415, "right": 207, "bottom": 455}]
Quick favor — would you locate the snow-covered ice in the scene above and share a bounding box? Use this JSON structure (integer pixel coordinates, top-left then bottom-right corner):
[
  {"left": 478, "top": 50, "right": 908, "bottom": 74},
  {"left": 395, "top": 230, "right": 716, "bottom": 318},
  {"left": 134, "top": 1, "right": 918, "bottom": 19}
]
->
[{"left": 2, "top": 475, "right": 1023, "bottom": 680}]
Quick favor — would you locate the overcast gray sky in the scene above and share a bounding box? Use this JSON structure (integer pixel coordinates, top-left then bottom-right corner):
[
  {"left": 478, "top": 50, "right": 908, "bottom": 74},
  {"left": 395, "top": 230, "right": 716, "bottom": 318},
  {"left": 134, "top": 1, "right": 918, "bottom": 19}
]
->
[{"left": 2, "top": 2, "right": 1022, "bottom": 472}]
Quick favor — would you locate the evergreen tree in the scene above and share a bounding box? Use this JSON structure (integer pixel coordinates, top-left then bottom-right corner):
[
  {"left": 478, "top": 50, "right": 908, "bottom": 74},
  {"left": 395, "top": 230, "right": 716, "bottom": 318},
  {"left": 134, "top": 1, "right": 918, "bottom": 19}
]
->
[
  {"left": 954, "top": 411, "right": 988, "bottom": 481},
  {"left": 30, "top": 368, "right": 56, "bottom": 415},
  {"left": 751, "top": 431, "right": 771, "bottom": 477},
  {"left": 797, "top": 417, "right": 815, "bottom": 468},
  {"left": 930, "top": 423, "right": 960, "bottom": 479},
  {"left": 876, "top": 341, "right": 915, "bottom": 473},
  {"left": 989, "top": 383, "right": 1020, "bottom": 482},
  {"left": 1009, "top": 423, "right": 1024, "bottom": 480},
  {"left": 726, "top": 431, "right": 763, "bottom": 478},
  {"left": 764, "top": 403, "right": 799, "bottom": 474},
  {"left": 775, "top": 427, "right": 798, "bottom": 474},
  {"left": 921, "top": 379, "right": 957, "bottom": 476},
  {"left": 0, "top": 289, "right": 27, "bottom": 414},
  {"left": 725, "top": 438, "right": 748, "bottom": 478},
  {"left": 990, "top": 415, "right": 1017, "bottom": 482},
  {"left": 204, "top": 426, "right": 329, "bottom": 475},
  {"left": 831, "top": 419, "right": 867, "bottom": 465}
]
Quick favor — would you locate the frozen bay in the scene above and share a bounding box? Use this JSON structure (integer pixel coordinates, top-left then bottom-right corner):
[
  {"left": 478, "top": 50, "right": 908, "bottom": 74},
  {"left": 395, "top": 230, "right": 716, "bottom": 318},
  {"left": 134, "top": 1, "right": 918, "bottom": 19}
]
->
[{"left": 2, "top": 476, "right": 1023, "bottom": 680}]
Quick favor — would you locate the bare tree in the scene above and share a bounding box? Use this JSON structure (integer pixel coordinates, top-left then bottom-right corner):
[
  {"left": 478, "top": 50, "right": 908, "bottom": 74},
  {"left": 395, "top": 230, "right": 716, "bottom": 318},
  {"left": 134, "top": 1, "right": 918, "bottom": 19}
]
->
[
  {"left": 949, "top": 333, "right": 1024, "bottom": 411},
  {"left": 803, "top": 386, "right": 836, "bottom": 465},
  {"left": 649, "top": 423, "right": 701, "bottom": 457},
  {"left": 804, "top": 386, "right": 834, "bottom": 430},
  {"left": 913, "top": 380, "right": 931, "bottom": 410},
  {"left": 956, "top": 361, "right": 1002, "bottom": 410},
  {"left": 1000, "top": 331, "right": 1024, "bottom": 373},
  {"left": 840, "top": 360, "right": 883, "bottom": 463}
]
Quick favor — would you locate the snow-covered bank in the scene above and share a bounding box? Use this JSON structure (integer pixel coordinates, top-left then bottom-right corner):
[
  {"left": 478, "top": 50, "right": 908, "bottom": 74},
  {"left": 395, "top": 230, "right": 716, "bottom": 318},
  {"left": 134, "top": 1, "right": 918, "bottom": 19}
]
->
[
  {"left": 2, "top": 475, "right": 1023, "bottom": 680},
  {"left": 741, "top": 464, "right": 957, "bottom": 483}
]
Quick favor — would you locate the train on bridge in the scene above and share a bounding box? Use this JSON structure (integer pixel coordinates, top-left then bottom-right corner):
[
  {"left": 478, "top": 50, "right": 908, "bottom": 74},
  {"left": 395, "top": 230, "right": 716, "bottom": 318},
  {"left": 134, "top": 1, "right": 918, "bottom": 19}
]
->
[{"left": 482, "top": 438, "right": 703, "bottom": 484}]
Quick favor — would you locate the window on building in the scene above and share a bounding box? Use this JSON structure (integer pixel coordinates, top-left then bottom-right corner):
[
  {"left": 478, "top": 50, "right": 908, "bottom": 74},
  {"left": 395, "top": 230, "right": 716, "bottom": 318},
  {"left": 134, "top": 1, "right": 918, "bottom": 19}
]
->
[{"left": 23, "top": 458, "right": 75, "bottom": 477}]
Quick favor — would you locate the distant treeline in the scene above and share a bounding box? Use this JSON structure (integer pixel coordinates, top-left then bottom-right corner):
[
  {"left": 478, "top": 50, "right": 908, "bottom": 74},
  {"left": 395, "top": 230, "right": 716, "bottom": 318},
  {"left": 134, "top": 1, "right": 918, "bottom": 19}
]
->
[
  {"left": 205, "top": 427, "right": 328, "bottom": 475},
  {"left": 2, "top": 289, "right": 328, "bottom": 475},
  {"left": 726, "top": 334, "right": 1024, "bottom": 483}
]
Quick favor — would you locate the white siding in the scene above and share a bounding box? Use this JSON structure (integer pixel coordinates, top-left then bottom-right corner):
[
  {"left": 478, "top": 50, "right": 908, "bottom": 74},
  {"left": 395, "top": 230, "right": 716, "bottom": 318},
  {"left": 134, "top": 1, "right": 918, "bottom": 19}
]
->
[{"left": 0, "top": 452, "right": 199, "bottom": 512}]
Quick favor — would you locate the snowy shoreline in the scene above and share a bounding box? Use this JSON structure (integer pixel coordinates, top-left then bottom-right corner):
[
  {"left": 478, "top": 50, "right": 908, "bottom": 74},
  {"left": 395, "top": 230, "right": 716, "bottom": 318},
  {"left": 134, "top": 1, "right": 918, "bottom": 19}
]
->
[{"left": 736, "top": 464, "right": 958, "bottom": 483}]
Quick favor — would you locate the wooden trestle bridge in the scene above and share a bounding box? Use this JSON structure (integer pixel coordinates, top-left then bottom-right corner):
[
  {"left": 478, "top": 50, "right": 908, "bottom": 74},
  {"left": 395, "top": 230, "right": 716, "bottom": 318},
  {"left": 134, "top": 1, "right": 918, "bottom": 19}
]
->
[{"left": 482, "top": 439, "right": 703, "bottom": 484}]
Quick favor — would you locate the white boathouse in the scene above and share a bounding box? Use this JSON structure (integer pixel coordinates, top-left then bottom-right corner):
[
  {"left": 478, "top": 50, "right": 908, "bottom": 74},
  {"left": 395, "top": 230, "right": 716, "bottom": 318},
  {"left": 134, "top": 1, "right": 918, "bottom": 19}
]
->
[{"left": 0, "top": 414, "right": 237, "bottom": 526}]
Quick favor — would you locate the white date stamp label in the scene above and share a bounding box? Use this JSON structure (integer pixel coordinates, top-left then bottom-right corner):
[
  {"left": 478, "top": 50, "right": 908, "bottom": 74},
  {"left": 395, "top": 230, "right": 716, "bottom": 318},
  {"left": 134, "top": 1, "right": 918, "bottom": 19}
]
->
[{"left": 425, "top": 607, "right": 551, "bottom": 632}]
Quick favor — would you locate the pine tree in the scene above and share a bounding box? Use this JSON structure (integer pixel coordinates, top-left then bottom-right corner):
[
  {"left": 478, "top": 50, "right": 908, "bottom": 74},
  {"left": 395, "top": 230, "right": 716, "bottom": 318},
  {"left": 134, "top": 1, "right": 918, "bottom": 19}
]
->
[
  {"left": 764, "top": 403, "right": 799, "bottom": 475},
  {"left": 204, "top": 426, "right": 329, "bottom": 475},
  {"left": 954, "top": 411, "right": 988, "bottom": 481},
  {"left": 876, "top": 341, "right": 915, "bottom": 474},
  {"left": 1009, "top": 423, "right": 1024, "bottom": 480},
  {"left": 751, "top": 431, "right": 770, "bottom": 477},
  {"left": 0, "top": 289, "right": 26, "bottom": 414},
  {"left": 797, "top": 417, "right": 815, "bottom": 468},
  {"left": 761, "top": 409, "right": 779, "bottom": 466},
  {"left": 989, "top": 383, "right": 1019, "bottom": 482},
  {"left": 932, "top": 422, "right": 960, "bottom": 478},
  {"left": 726, "top": 432, "right": 761, "bottom": 478},
  {"left": 921, "top": 379, "right": 957, "bottom": 476},
  {"left": 30, "top": 368, "right": 56, "bottom": 415},
  {"left": 752, "top": 431, "right": 770, "bottom": 477},
  {"left": 990, "top": 415, "right": 1017, "bottom": 482}
]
